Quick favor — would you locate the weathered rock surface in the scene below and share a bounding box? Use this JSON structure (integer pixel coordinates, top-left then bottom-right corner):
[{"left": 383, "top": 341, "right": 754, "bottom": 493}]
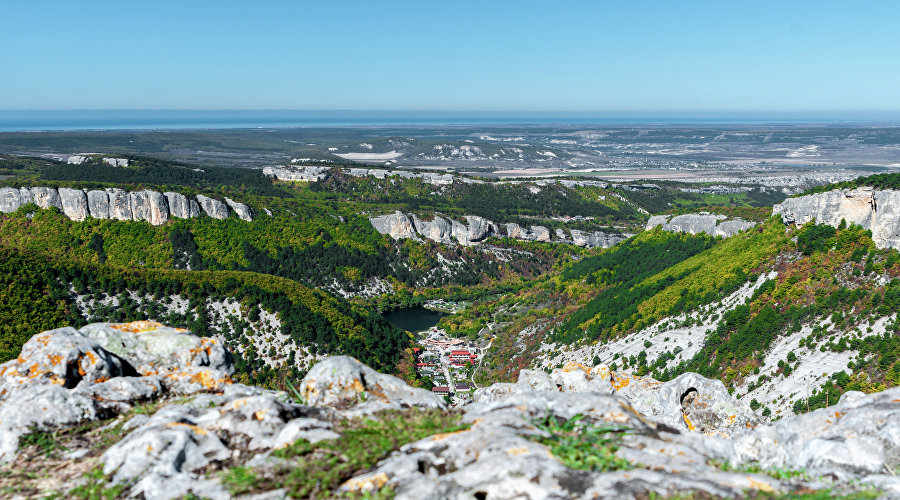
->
[
  {"left": 108, "top": 188, "right": 133, "bottom": 220},
  {"left": 0, "top": 187, "right": 22, "bottom": 213},
  {"left": 164, "top": 191, "right": 192, "bottom": 219},
  {"left": 370, "top": 211, "right": 420, "bottom": 240},
  {"left": 196, "top": 194, "right": 230, "bottom": 219},
  {"left": 1, "top": 326, "right": 896, "bottom": 499},
  {"left": 774, "top": 187, "right": 900, "bottom": 249},
  {"left": 58, "top": 187, "right": 90, "bottom": 221},
  {"left": 130, "top": 190, "right": 170, "bottom": 225},
  {"left": 225, "top": 197, "right": 252, "bottom": 221},
  {"left": 646, "top": 213, "right": 756, "bottom": 238},
  {"left": 27, "top": 186, "right": 63, "bottom": 210},
  {"left": 300, "top": 355, "right": 444, "bottom": 414},
  {"left": 0, "top": 186, "right": 252, "bottom": 223},
  {"left": 374, "top": 211, "right": 627, "bottom": 248},
  {"left": 570, "top": 229, "right": 629, "bottom": 248},
  {"left": 86, "top": 189, "right": 111, "bottom": 219}
]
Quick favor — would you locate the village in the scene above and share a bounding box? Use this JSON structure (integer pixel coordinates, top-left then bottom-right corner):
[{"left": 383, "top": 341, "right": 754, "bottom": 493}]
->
[{"left": 412, "top": 326, "right": 483, "bottom": 405}]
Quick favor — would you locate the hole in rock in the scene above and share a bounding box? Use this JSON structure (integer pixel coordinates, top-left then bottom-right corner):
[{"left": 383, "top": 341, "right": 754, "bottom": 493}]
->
[
  {"left": 680, "top": 387, "right": 699, "bottom": 408},
  {"left": 474, "top": 492, "right": 487, "bottom": 500}
]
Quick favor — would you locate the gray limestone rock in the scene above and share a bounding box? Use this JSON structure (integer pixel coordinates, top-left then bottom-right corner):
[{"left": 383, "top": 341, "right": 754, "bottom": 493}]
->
[
  {"left": 531, "top": 225, "right": 551, "bottom": 242},
  {"left": 189, "top": 199, "right": 201, "bottom": 218},
  {"left": 58, "top": 187, "right": 89, "bottom": 221},
  {"left": 300, "top": 356, "right": 445, "bottom": 412},
  {"left": 615, "top": 371, "right": 757, "bottom": 435},
  {"left": 646, "top": 215, "right": 670, "bottom": 230},
  {"left": 79, "top": 321, "right": 233, "bottom": 376},
  {"left": 28, "top": 186, "right": 63, "bottom": 210},
  {"left": 570, "top": 229, "right": 630, "bottom": 248},
  {"left": 646, "top": 213, "right": 756, "bottom": 238},
  {"left": 775, "top": 187, "right": 900, "bottom": 250},
  {"left": 370, "top": 211, "right": 419, "bottom": 240},
  {"left": 86, "top": 190, "right": 111, "bottom": 219},
  {"left": 413, "top": 214, "right": 453, "bottom": 244},
  {"left": 225, "top": 197, "right": 253, "bottom": 221},
  {"left": 504, "top": 222, "right": 529, "bottom": 240},
  {"left": 733, "top": 386, "right": 900, "bottom": 480},
  {"left": 108, "top": 188, "right": 133, "bottom": 220},
  {"left": 164, "top": 191, "right": 193, "bottom": 219},
  {"left": 130, "top": 190, "right": 169, "bottom": 225},
  {"left": 463, "top": 215, "right": 496, "bottom": 243},
  {"left": 196, "top": 194, "right": 230, "bottom": 219},
  {"left": 0, "top": 187, "right": 22, "bottom": 213}
]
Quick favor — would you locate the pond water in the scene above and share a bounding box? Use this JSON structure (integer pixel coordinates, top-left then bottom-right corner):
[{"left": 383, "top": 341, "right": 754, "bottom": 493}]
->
[{"left": 382, "top": 306, "right": 446, "bottom": 334}]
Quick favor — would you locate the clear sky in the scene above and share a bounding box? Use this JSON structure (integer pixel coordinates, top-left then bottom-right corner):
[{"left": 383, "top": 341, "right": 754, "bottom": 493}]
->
[{"left": 1, "top": 1, "right": 898, "bottom": 112}]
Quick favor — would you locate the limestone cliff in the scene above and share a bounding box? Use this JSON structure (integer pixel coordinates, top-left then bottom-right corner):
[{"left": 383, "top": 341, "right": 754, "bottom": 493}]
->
[
  {"left": 371, "top": 211, "right": 629, "bottom": 248},
  {"left": 0, "top": 186, "right": 252, "bottom": 225},
  {"left": 774, "top": 187, "right": 900, "bottom": 249},
  {"left": 646, "top": 213, "right": 756, "bottom": 238}
]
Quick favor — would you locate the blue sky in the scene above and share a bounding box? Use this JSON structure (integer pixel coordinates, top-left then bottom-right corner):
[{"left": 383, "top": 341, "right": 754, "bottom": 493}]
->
[{"left": 1, "top": 1, "right": 898, "bottom": 112}]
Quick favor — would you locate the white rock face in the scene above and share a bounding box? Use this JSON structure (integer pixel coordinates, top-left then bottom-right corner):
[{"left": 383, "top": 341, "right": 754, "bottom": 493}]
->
[
  {"left": 87, "top": 190, "right": 111, "bottom": 219},
  {"left": 300, "top": 356, "right": 444, "bottom": 414},
  {"left": 103, "top": 157, "right": 129, "bottom": 167},
  {"left": 196, "top": 194, "right": 229, "bottom": 220},
  {"left": 28, "top": 186, "right": 63, "bottom": 210},
  {"left": 0, "top": 186, "right": 250, "bottom": 224},
  {"left": 130, "top": 190, "right": 169, "bottom": 225},
  {"left": 224, "top": 197, "right": 252, "bottom": 221},
  {"left": 375, "top": 211, "right": 625, "bottom": 248},
  {"left": 774, "top": 187, "right": 900, "bottom": 249},
  {"left": 370, "top": 211, "right": 419, "bottom": 240},
  {"left": 0, "top": 187, "right": 22, "bottom": 213},
  {"left": 108, "top": 188, "right": 133, "bottom": 220},
  {"left": 67, "top": 155, "right": 89, "bottom": 165},
  {"left": 58, "top": 188, "right": 89, "bottom": 221},
  {"left": 647, "top": 213, "right": 756, "bottom": 238}
]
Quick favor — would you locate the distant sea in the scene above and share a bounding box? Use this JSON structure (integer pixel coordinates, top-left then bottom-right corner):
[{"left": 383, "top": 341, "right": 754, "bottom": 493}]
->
[{"left": 1, "top": 110, "right": 899, "bottom": 132}]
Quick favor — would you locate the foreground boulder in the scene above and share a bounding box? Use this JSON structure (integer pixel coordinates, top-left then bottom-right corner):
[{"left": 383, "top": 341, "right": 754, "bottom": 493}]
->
[
  {"left": 0, "top": 321, "right": 234, "bottom": 463},
  {"left": 0, "top": 325, "right": 897, "bottom": 499},
  {"left": 300, "top": 355, "right": 444, "bottom": 414},
  {"left": 477, "top": 362, "right": 757, "bottom": 437}
]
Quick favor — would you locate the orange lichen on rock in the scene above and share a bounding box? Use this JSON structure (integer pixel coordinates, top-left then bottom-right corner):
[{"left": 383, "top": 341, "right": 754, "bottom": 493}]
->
[
  {"left": 611, "top": 373, "right": 631, "bottom": 390},
  {"left": 166, "top": 422, "right": 208, "bottom": 436},
  {"left": 682, "top": 413, "right": 695, "bottom": 431},
  {"left": 47, "top": 354, "right": 63, "bottom": 366},
  {"left": 342, "top": 472, "right": 388, "bottom": 492},
  {"left": 110, "top": 321, "right": 164, "bottom": 334}
]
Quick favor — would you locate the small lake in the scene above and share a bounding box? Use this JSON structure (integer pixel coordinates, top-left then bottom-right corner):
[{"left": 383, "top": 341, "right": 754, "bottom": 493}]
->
[{"left": 383, "top": 306, "right": 446, "bottom": 334}]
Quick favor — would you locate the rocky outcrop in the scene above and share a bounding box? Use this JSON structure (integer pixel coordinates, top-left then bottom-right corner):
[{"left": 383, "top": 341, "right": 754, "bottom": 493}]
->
[
  {"left": 224, "top": 197, "right": 252, "bottom": 221},
  {"left": 196, "top": 194, "right": 230, "bottom": 220},
  {"left": 86, "top": 190, "right": 110, "bottom": 219},
  {"left": 370, "top": 211, "right": 420, "bottom": 240},
  {"left": 774, "top": 187, "right": 900, "bottom": 250},
  {"left": 300, "top": 356, "right": 444, "bottom": 415},
  {"left": 26, "top": 186, "right": 63, "bottom": 211},
  {"left": 130, "top": 190, "right": 170, "bottom": 225},
  {"left": 413, "top": 214, "right": 452, "bottom": 243},
  {"left": 0, "top": 187, "right": 23, "bottom": 213},
  {"left": 58, "top": 188, "right": 90, "bottom": 221},
  {"left": 570, "top": 229, "right": 629, "bottom": 248},
  {"left": 108, "top": 188, "right": 133, "bottom": 220},
  {"left": 373, "top": 211, "right": 629, "bottom": 248},
  {"left": 0, "top": 334, "right": 896, "bottom": 499},
  {"left": 0, "top": 186, "right": 252, "bottom": 224},
  {"left": 647, "top": 213, "right": 756, "bottom": 238},
  {"left": 164, "top": 192, "right": 194, "bottom": 219}
]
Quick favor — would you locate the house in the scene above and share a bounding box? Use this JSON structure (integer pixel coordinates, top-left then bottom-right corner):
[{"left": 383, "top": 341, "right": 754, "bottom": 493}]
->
[
  {"left": 455, "top": 383, "right": 470, "bottom": 391},
  {"left": 431, "top": 386, "right": 450, "bottom": 395},
  {"left": 449, "top": 350, "right": 472, "bottom": 361}
]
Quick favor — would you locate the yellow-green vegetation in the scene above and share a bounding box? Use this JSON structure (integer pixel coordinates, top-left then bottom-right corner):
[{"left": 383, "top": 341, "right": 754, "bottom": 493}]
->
[
  {"left": 530, "top": 414, "right": 632, "bottom": 472},
  {"left": 221, "top": 408, "right": 467, "bottom": 498}
]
